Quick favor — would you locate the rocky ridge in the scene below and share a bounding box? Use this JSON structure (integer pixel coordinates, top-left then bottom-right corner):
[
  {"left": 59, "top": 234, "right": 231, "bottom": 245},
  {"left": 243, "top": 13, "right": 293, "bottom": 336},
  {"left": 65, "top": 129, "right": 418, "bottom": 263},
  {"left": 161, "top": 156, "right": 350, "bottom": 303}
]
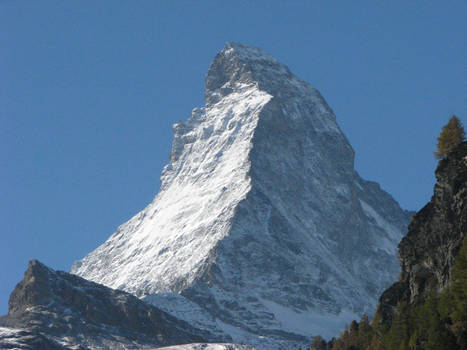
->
[
  {"left": 328, "top": 141, "right": 467, "bottom": 349},
  {"left": 0, "top": 260, "right": 215, "bottom": 350},
  {"left": 377, "top": 141, "right": 467, "bottom": 325}
]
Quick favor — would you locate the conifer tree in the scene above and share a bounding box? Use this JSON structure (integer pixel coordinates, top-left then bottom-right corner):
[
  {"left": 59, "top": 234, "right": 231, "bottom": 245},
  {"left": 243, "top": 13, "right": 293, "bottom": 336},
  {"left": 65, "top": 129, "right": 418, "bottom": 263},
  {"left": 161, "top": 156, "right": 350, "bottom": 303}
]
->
[
  {"left": 311, "top": 335, "right": 327, "bottom": 350},
  {"left": 447, "top": 236, "right": 467, "bottom": 347},
  {"left": 357, "top": 314, "right": 372, "bottom": 348},
  {"left": 435, "top": 115, "right": 465, "bottom": 159}
]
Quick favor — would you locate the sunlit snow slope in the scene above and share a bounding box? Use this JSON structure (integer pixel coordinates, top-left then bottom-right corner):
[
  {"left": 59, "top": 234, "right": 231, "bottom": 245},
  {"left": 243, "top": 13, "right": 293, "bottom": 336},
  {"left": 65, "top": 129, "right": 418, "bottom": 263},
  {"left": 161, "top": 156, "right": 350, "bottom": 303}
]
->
[{"left": 72, "top": 43, "right": 411, "bottom": 349}]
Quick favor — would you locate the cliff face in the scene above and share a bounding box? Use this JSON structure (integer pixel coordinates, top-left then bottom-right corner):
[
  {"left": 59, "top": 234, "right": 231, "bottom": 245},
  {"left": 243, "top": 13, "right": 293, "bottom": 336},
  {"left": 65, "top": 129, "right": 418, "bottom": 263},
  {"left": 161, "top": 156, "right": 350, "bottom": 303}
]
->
[
  {"left": 328, "top": 142, "right": 467, "bottom": 350},
  {"left": 378, "top": 141, "right": 467, "bottom": 324}
]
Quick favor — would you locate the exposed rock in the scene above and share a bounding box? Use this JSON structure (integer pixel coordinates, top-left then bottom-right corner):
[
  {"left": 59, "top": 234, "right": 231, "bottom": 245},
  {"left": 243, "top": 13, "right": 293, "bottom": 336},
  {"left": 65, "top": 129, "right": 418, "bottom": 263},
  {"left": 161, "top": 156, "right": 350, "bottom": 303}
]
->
[
  {"left": 0, "top": 260, "right": 213, "bottom": 349},
  {"left": 0, "top": 327, "right": 71, "bottom": 350},
  {"left": 377, "top": 141, "right": 467, "bottom": 325}
]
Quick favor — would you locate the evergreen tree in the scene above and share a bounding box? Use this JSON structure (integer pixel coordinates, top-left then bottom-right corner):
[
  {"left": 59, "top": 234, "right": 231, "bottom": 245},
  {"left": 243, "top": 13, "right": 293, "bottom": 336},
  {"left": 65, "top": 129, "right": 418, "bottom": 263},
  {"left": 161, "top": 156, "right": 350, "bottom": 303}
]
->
[
  {"left": 435, "top": 115, "right": 465, "bottom": 159},
  {"left": 444, "top": 236, "right": 467, "bottom": 348},
  {"left": 331, "top": 325, "right": 350, "bottom": 350},
  {"left": 357, "top": 314, "right": 373, "bottom": 348},
  {"left": 348, "top": 320, "right": 359, "bottom": 346},
  {"left": 311, "top": 335, "right": 327, "bottom": 350}
]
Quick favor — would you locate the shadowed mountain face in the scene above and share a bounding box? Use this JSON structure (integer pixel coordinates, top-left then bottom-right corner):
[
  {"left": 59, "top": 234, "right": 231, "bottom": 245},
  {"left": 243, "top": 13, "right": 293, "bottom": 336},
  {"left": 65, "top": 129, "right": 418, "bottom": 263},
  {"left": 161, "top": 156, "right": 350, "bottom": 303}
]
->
[
  {"left": 71, "top": 43, "right": 411, "bottom": 348},
  {"left": 0, "top": 260, "right": 214, "bottom": 350}
]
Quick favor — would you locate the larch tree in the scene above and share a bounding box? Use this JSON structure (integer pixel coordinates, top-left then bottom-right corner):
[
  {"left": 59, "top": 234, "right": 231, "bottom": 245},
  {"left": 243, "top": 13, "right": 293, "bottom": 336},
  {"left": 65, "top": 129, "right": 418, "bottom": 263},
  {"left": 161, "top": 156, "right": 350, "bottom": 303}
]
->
[{"left": 435, "top": 115, "right": 465, "bottom": 159}]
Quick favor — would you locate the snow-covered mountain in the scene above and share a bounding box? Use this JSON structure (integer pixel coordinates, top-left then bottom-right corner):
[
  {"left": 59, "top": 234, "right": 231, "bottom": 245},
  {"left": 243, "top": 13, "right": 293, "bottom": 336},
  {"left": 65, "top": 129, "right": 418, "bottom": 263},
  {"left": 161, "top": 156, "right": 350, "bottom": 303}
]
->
[{"left": 71, "top": 43, "right": 411, "bottom": 349}]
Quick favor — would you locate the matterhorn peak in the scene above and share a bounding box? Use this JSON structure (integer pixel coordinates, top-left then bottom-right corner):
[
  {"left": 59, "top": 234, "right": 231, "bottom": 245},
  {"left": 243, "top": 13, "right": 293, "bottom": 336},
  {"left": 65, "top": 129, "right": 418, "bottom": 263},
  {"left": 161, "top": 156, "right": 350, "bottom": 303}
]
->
[
  {"left": 72, "top": 43, "right": 411, "bottom": 349},
  {"left": 205, "top": 42, "right": 289, "bottom": 103}
]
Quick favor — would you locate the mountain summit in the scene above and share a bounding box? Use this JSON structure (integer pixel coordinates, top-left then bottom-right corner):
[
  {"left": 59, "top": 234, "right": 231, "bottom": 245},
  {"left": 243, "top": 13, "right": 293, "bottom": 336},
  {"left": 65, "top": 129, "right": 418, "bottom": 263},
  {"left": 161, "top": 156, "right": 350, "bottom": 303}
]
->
[{"left": 71, "top": 43, "right": 411, "bottom": 348}]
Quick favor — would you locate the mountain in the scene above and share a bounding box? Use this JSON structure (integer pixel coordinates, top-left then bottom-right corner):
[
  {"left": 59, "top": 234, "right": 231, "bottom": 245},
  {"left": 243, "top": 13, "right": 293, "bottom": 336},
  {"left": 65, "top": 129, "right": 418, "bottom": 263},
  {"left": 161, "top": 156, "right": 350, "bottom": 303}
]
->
[
  {"left": 71, "top": 42, "right": 411, "bottom": 348},
  {"left": 329, "top": 141, "right": 467, "bottom": 350},
  {"left": 0, "top": 260, "right": 214, "bottom": 349}
]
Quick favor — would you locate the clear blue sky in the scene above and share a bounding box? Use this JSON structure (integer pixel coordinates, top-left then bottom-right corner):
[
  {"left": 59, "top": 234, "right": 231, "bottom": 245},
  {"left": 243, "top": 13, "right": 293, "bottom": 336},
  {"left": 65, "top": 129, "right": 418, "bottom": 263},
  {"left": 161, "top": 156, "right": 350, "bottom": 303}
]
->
[{"left": 1, "top": 1, "right": 466, "bottom": 315}]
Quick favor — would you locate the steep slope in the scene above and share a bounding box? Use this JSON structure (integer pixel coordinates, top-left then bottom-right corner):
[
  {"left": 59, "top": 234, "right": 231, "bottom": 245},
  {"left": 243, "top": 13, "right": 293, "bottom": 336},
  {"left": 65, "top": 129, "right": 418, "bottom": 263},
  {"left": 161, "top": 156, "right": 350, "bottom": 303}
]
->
[
  {"left": 378, "top": 141, "right": 467, "bottom": 324},
  {"left": 329, "top": 142, "right": 467, "bottom": 350},
  {"left": 0, "top": 260, "right": 213, "bottom": 350},
  {"left": 71, "top": 43, "right": 411, "bottom": 348},
  {"left": 372, "top": 141, "right": 467, "bottom": 349}
]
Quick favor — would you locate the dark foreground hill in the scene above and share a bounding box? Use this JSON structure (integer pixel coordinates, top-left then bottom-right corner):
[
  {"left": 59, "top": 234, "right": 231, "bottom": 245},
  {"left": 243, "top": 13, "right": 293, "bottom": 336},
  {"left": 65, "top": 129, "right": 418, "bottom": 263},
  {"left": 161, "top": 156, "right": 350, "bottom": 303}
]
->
[
  {"left": 0, "top": 260, "right": 216, "bottom": 350},
  {"left": 330, "top": 141, "right": 467, "bottom": 350}
]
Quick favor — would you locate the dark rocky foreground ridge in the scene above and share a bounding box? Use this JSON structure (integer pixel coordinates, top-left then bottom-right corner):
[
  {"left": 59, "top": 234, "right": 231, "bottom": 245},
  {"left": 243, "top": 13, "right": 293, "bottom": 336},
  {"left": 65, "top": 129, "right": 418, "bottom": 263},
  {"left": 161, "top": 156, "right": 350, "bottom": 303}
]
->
[
  {"left": 330, "top": 141, "right": 467, "bottom": 350},
  {"left": 378, "top": 141, "right": 467, "bottom": 324},
  {"left": 0, "top": 260, "right": 215, "bottom": 349}
]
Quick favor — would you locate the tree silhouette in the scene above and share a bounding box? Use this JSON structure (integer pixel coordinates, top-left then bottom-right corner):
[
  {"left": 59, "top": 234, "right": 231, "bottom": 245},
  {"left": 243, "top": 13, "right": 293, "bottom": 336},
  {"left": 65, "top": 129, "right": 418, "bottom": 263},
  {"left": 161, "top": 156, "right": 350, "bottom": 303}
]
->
[{"left": 311, "top": 335, "right": 327, "bottom": 350}]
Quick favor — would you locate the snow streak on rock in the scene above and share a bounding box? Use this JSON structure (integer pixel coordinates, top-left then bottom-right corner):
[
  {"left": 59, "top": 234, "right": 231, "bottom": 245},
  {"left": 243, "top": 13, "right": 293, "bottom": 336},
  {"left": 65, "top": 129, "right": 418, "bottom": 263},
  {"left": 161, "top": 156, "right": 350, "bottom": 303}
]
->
[{"left": 72, "top": 43, "right": 411, "bottom": 349}]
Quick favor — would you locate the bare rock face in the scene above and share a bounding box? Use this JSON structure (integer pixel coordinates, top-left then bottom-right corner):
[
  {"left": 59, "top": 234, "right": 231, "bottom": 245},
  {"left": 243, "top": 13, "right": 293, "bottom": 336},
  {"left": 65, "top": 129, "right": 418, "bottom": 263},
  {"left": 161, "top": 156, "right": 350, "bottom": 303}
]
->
[
  {"left": 377, "top": 141, "right": 467, "bottom": 325},
  {"left": 0, "top": 260, "right": 213, "bottom": 350},
  {"left": 71, "top": 43, "right": 412, "bottom": 348}
]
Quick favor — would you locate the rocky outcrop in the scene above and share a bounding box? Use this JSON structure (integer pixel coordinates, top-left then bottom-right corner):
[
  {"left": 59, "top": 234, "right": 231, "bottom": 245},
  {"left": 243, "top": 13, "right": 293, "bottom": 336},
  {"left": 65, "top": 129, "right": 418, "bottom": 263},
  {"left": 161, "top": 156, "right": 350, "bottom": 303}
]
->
[
  {"left": 377, "top": 141, "right": 467, "bottom": 325},
  {"left": 0, "top": 260, "right": 213, "bottom": 349}
]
